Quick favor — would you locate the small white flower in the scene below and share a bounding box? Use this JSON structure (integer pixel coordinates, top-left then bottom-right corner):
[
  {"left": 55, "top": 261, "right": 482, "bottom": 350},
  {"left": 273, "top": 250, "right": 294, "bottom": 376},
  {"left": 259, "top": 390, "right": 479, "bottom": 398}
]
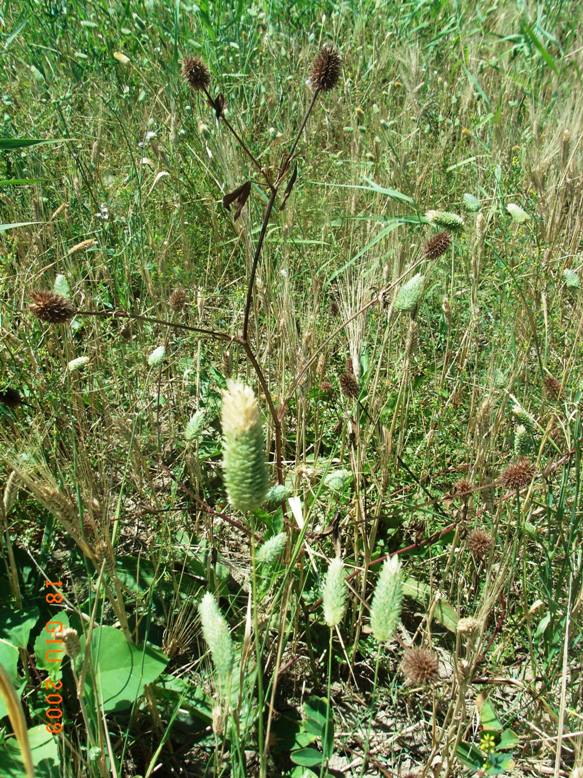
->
[
  {"left": 54, "top": 274, "right": 70, "bottom": 299},
  {"left": 67, "top": 356, "right": 90, "bottom": 372},
  {"left": 506, "top": 203, "right": 529, "bottom": 223},
  {"left": 147, "top": 345, "right": 166, "bottom": 367}
]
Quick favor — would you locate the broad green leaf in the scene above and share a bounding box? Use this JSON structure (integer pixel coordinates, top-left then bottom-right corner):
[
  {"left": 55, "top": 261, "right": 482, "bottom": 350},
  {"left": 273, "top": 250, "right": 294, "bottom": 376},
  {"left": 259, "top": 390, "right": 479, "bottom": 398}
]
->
[
  {"left": 0, "top": 725, "right": 60, "bottom": 777},
  {"left": 304, "top": 696, "right": 328, "bottom": 737},
  {"left": 290, "top": 747, "right": 323, "bottom": 767},
  {"left": 477, "top": 696, "right": 503, "bottom": 731},
  {"left": 0, "top": 639, "right": 19, "bottom": 719},
  {"left": 78, "top": 626, "right": 168, "bottom": 712},
  {"left": 455, "top": 741, "right": 483, "bottom": 769},
  {"left": 291, "top": 768, "right": 318, "bottom": 778},
  {"left": 0, "top": 607, "right": 40, "bottom": 649},
  {"left": 402, "top": 578, "right": 459, "bottom": 632},
  {"left": 34, "top": 611, "right": 69, "bottom": 673},
  {"left": 498, "top": 729, "right": 519, "bottom": 750}
]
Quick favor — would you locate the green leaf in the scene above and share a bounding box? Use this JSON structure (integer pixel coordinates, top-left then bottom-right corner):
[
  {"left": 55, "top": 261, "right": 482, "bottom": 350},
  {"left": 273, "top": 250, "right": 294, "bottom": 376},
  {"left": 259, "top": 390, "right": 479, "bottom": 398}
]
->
[
  {"left": 498, "top": 729, "right": 519, "bottom": 750},
  {"left": 477, "top": 697, "right": 503, "bottom": 732},
  {"left": 520, "top": 20, "right": 558, "bottom": 72},
  {"left": 290, "top": 768, "right": 318, "bottom": 778},
  {"left": 0, "top": 725, "right": 60, "bottom": 777},
  {"left": 0, "top": 138, "right": 69, "bottom": 150},
  {"left": 455, "top": 742, "right": 483, "bottom": 769},
  {"left": 0, "top": 222, "right": 42, "bottom": 233},
  {"left": 78, "top": 626, "right": 168, "bottom": 712},
  {"left": 34, "top": 611, "right": 69, "bottom": 673},
  {"left": 290, "top": 747, "right": 323, "bottom": 768},
  {"left": 0, "top": 606, "right": 40, "bottom": 649},
  {"left": 325, "top": 218, "right": 414, "bottom": 282},
  {"left": 0, "top": 179, "right": 41, "bottom": 186},
  {"left": 402, "top": 578, "right": 459, "bottom": 632},
  {"left": 0, "top": 640, "right": 19, "bottom": 720},
  {"left": 303, "top": 696, "right": 328, "bottom": 737}
]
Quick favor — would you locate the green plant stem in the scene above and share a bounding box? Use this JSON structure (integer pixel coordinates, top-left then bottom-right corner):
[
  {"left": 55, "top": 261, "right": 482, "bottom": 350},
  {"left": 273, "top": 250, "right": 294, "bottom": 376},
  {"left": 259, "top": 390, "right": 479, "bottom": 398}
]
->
[
  {"left": 320, "top": 626, "right": 335, "bottom": 778},
  {"left": 360, "top": 647, "right": 382, "bottom": 777},
  {"left": 251, "top": 534, "right": 266, "bottom": 777}
]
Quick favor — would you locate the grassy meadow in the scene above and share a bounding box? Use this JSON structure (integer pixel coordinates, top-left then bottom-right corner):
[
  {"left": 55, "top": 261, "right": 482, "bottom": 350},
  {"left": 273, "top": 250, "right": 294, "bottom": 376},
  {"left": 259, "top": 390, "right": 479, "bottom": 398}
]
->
[{"left": 1, "top": 0, "right": 583, "bottom": 776}]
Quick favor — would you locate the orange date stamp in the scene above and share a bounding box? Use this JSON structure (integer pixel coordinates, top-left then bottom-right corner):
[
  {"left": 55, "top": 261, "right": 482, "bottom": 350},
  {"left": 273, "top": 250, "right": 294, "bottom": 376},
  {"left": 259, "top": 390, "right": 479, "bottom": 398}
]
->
[{"left": 43, "top": 580, "right": 65, "bottom": 734}]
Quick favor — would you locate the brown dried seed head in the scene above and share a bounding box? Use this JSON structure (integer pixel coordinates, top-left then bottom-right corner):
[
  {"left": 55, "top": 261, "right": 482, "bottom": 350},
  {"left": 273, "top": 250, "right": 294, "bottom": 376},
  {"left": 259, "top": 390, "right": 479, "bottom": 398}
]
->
[
  {"left": 340, "top": 371, "right": 359, "bottom": 399},
  {"left": 401, "top": 647, "right": 439, "bottom": 685},
  {"left": 424, "top": 231, "right": 452, "bottom": 260},
  {"left": 310, "top": 45, "right": 342, "bottom": 91},
  {"left": 466, "top": 528, "right": 494, "bottom": 560},
  {"left": 452, "top": 479, "right": 472, "bottom": 499},
  {"left": 182, "top": 56, "right": 210, "bottom": 91},
  {"left": 61, "top": 627, "right": 81, "bottom": 659},
  {"left": 544, "top": 375, "right": 562, "bottom": 400},
  {"left": 29, "top": 291, "right": 76, "bottom": 324},
  {"left": 500, "top": 457, "right": 535, "bottom": 490},
  {"left": 169, "top": 287, "right": 187, "bottom": 311}
]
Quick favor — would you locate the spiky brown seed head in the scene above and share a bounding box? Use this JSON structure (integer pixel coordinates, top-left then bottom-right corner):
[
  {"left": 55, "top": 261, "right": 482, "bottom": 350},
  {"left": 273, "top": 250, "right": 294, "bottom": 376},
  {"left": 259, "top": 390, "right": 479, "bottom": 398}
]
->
[
  {"left": 310, "top": 45, "right": 342, "bottom": 91},
  {"left": 340, "top": 371, "right": 359, "bottom": 399},
  {"left": 29, "top": 291, "right": 75, "bottom": 324},
  {"left": 401, "top": 647, "right": 439, "bottom": 685},
  {"left": 319, "top": 381, "right": 333, "bottom": 395},
  {"left": 0, "top": 388, "right": 22, "bottom": 408},
  {"left": 544, "top": 375, "right": 562, "bottom": 400},
  {"left": 452, "top": 479, "right": 472, "bottom": 500},
  {"left": 500, "top": 458, "right": 535, "bottom": 490},
  {"left": 424, "top": 231, "right": 452, "bottom": 260},
  {"left": 169, "top": 287, "right": 187, "bottom": 311},
  {"left": 182, "top": 56, "right": 210, "bottom": 91},
  {"left": 466, "top": 528, "right": 494, "bottom": 560}
]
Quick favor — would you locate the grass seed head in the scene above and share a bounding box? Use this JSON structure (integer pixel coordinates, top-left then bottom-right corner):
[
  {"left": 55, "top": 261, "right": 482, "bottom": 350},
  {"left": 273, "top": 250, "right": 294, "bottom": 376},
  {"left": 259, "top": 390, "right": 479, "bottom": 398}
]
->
[
  {"left": 256, "top": 532, "right": 287, "bottom": 565},
  {"left": 424, "top": 231, "right": 452, "bottom": 259},
  {"left": 340, "top": 371, "right": 359, "bottom": 399},
  {"left": 466, "top": 528, "right": 494, "bottom": 560},
  {"left": 370, "top": 555, "right": 402, "bottom": 642},
  {"left": 310, "top": 45, "right": 342, "bottom": 91},
  {"left": 182, "top": 56, "right": 210, "bottom": 91},
  {"left": 221, "top": 381, "right": 268, "bottom": 512},
  {"left": 452, "top": 479, "right": 472, "bottom": 500},
  {"left": 29, "top": 291, "right": 76, "bottom": 324},
  {"left": 402, "top": 647, "right": 439, "bottom": 685},
  {"left": 198, "top": 592, "right": 233, "bottom": 683},
  {"left": 544, "top": 375, "right": 562, "bottom": 399},
  {"left": 169, "top": 287, "right": 188, "bottom": 311},
  {"left": 395, "top": 273, "right": 424, "bottom": 312},
  {"left": 500, "top": 458, "right": 535, "bottom": 490},
  {"left": 61, "top": 628, "right": 81, "bottom": 659},
  {"left": 425, "top": 210, "right": 464, "bottom": 230},
  {"left": 322, "top": 557, "right": 347, "bottom": 627}
]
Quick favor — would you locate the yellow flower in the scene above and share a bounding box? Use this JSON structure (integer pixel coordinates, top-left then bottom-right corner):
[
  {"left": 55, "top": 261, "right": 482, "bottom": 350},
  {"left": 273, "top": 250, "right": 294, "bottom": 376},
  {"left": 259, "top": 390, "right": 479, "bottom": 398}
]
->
[{"left": 480, "top": 733, "right": 496, "bottom": 754}]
